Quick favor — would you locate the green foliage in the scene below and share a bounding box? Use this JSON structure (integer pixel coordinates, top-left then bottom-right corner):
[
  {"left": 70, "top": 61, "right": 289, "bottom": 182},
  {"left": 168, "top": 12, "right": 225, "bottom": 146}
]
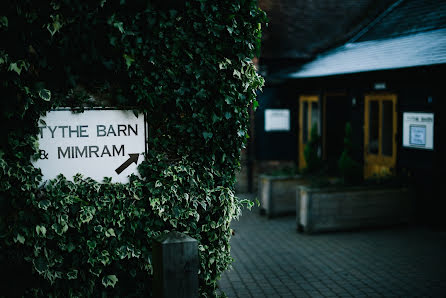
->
[
  {"left": 303, "top": 123, "right": 323, "bottom": 174},
  {"left": 0, "top": 0, "right": 266, "bottom": 296},
  {"left": 338, "top": 122, "right": 362, "bottom": 185}
]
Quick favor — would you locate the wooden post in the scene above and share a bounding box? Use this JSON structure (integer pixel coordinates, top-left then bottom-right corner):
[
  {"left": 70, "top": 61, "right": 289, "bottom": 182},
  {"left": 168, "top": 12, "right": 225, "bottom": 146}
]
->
[{"left": 153, "top": 231, "right": 198, "bottom": 298}]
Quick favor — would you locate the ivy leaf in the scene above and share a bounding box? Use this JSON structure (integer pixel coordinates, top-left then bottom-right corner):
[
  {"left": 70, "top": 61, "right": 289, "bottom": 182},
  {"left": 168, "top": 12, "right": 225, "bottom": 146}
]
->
[
  {"left": 0, "top": 16, "right": 8, "bottom": 28},
  {"left": 252, "top": 100, "right": 259, "bottom": 110},
  {"left": 8, "top": 60, "right": 27, "bottom": 75},
  {"left": 33, "top": 256, "right": 48, "bottom": 274},
  {"left": 123, "top": 54, "right": 134, "bottom": 69},
  {"left": 202, "top": 132, "right": 213, "bottom": 140},
  {"left": 233, "top": 69, "right": 241, "bottom": 79},
  {"left": 90, "top": 267, "right": 102, "bottom": 277},
  {"left": 87, "top": 240, "right": 97, "bottom": 250},
  {"left": 80, "top": 207, "right": 95, "bottom": 224},
  {"left": 52, "top": 223, "right": 68, "bottom": 236},
  {"left": 36, "top": 225, "right": 47, "bottom": 237},
  {"left": 94, "top": 225, "right": 103, "bottom": 233},
  {"left": 212, "top": 114, "right": 219, "bottom": 123},
  {"left": 14, "top": 233, "right": 25, "bottom": 244},
  {"left": 99, "top": 250, "right": 110, "bottom": 265},
  {"left": 47, "top": 15, "right": 63, "bottom": 36},
  {"left": 105, "top": 228, "right": 116, "bottom": 237},
  {"left": 38, "top": 89, "right": 51, "bottom": 101},
  {"left": 67, "top": 242, "right": 76, "bottom": 253},
  {"left": 67, "top": 269, "right": 78, "bottom": 280},
  {"left": 102, "top": 275, "right": 118, "bottom": 288},
  {"left": 38, "top": 199, "right": 51, "bottom": 210},
  {"left": 113, "top": 21, "right": 124, "bottom": 33}
]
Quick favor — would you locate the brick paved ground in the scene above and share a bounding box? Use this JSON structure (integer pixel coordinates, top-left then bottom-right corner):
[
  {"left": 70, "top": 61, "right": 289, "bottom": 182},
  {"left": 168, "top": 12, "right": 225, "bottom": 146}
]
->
[{"left": 217, "top": 194, "right": 446, "bottom": 298}]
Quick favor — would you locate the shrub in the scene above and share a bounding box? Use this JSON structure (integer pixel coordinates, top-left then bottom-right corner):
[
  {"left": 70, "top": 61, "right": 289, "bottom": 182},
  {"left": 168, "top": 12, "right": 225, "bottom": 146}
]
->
[
  {"left": 303, "top": 123, "right": 323, "bottom": 174},
  {"left": 0, "top": 1, "right": 266, "bottom": 296},
  {"left": 338, "top": 122, "right": 362, "bottom": 185}
]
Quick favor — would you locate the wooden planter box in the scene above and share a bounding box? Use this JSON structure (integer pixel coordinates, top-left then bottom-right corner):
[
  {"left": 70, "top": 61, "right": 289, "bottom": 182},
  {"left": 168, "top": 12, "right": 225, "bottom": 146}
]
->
[
  {"left": 296, "top": 185, "right": 414, "bottom": 234},
  {"left": 259, "top": 175, "right": 307, "bottom": 218}
]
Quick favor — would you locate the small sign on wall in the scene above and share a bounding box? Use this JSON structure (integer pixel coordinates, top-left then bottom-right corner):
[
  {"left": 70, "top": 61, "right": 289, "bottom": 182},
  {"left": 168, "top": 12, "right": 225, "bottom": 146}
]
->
[
  {"left": 33, "top": 109, "right": 147, "bottom": 183},
  {"left": 265, "top": 109, "right": 290, "bottom": 132},
  {"left": 402, "top": 112, "right": 434, "bottom": 150}
]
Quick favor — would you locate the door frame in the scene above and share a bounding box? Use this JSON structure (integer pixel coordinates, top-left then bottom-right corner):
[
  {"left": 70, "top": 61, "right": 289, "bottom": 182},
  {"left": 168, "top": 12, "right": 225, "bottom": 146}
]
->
[
  {"left": 322, "top": 92, "right": 347, "bottom": 161},
  {"left": 299, "top": 95, "right": 320, "bottom": 169},
  {"left": 363, "top": 93, "right": 397, "bottom": 178}
]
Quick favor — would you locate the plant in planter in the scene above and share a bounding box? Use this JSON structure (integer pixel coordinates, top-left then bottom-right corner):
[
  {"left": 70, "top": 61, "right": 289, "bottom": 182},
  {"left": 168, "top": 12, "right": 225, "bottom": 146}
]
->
[
  {"left": 258, "top": 166, "right": 305, "bottom": 218},
  {"left": 259, "top": 124, "right": 324, "bottom": 218},
  {"left": 296, "top": 122, "right": 414, "bottom": 234},
  {"left": 301, "top": 123, "right": 335, "bottom": 188}
]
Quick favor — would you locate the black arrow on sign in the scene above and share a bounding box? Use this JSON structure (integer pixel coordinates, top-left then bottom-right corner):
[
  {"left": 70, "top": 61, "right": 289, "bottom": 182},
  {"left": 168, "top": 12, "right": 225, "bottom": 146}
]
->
[{"left": 115, "top": 153, "right": 140, "bottom": 175}]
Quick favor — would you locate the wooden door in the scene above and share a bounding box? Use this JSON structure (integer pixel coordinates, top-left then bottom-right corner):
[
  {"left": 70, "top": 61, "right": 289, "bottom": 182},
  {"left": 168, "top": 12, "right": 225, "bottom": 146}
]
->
[
  {"left": 299, "top": 95, "right": 320, "bottom": 169},
  {"left": 323, "top": 93, "right": 350, "bottom": 174},
  {"left": 364, "top": 94, "right": 397, "bottom": 178}
]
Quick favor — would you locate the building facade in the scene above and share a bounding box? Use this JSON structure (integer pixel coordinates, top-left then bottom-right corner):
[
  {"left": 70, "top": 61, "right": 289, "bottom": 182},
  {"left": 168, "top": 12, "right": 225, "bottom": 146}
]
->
[{"left": 239, "top": 0, "right": 446, "bottom": 225}]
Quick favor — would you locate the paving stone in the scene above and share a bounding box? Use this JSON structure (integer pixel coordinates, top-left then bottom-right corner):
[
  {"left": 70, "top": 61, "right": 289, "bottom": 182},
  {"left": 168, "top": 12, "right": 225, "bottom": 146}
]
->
[{"left": 217, "top": 194, "right": 446, "bottom": 298}]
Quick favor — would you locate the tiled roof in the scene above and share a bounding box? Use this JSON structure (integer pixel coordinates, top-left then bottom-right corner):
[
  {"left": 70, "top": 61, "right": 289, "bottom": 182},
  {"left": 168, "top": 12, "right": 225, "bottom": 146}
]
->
[
  {"left": 289, "top": 28, "right": 446, "bottom": 78},
  {"left": 259, "top": 0, "right": 394, "bottom": 59},
  {"left": 355, "top": 0, "right": 446, "bottom": 42},
  {"left": 288, "top": 0, "right": 446, "bottom": 78}
]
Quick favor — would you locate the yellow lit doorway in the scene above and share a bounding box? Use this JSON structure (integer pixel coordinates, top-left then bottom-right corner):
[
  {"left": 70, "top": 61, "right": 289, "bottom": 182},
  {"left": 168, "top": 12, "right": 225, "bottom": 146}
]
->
[
  {"left": 364, "top": 94, "right": 397, "bottom": 178},
  {"left": 299, "top": 95, "right": 320, "bottom": 170}
]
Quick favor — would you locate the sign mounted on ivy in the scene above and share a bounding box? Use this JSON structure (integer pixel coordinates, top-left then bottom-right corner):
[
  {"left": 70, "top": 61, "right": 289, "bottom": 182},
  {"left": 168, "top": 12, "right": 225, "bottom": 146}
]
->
[
  {"left": 1, "top": 0, "right": 266, "bottom": 295},
  {"left": 33, "top": 109, "right": 147, "bottom": 183}
]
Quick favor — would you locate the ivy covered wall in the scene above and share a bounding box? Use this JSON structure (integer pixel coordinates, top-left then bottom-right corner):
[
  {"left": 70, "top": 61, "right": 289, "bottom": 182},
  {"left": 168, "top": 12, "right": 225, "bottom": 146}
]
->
[{"left": 0, "top": 1, "right": 265, "bottom": 296}]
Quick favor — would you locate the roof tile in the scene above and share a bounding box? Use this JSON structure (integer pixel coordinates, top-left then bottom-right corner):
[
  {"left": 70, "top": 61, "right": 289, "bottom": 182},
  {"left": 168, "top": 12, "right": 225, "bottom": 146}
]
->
[
  {"left": 289, "top": 28, "right": 446, "bottom": 78},
  {"left": 289, "top": 0, "right": 446, "bottom": 78}
]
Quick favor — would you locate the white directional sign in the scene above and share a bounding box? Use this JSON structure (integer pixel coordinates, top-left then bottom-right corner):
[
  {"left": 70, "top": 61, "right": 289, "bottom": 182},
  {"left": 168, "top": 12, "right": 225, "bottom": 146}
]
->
[{"left": 33, "top": 109, "right": 147, "bottom": 183}]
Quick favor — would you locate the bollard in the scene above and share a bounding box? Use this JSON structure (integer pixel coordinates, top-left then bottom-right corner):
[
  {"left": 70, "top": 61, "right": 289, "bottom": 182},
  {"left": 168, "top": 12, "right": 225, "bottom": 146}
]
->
[{"left": 152, "top": 231, "right": 198, "bottom": 298}]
